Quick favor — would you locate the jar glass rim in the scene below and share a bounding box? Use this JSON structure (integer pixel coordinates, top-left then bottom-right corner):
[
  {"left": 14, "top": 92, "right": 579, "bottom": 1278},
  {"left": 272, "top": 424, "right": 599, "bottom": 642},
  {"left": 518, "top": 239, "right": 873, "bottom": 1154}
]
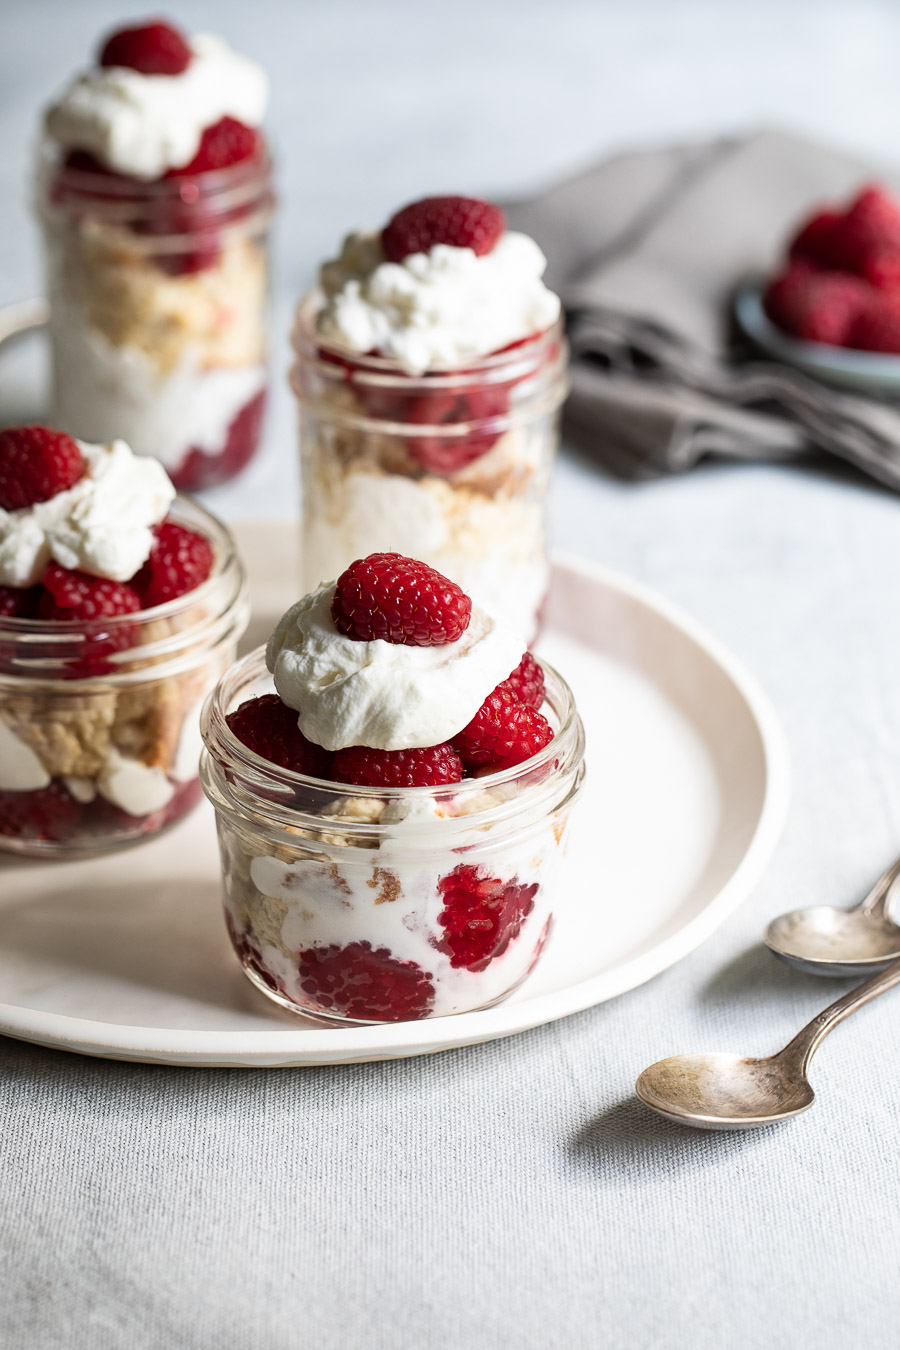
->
[
  {"left": 0, "top": 495, "right": 248, "bottom": 680},
  {"left": 292, "top": 289, "right": 566, "bottom": 388},
  {"left": 37, "top": 138, "right": 274, "bottom": 200},
  {"left": 201, "top": 645, "right": 585, "bottom": 837}
]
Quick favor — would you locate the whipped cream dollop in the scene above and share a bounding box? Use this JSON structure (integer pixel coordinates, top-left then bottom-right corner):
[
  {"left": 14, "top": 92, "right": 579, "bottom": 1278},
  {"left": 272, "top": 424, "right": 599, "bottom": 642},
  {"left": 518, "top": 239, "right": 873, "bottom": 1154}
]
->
[
  {"left": 266, "top": 582, "right": 525, "bottom": 753},
  {"left": 0, "top": 438, "right": 174, "bottom": 587},
  {"left": 44, "top": 33, "right": 268, "bottom": 179},
  {"left": 317, "top": 230, "right": 561, "bottom": 375}
]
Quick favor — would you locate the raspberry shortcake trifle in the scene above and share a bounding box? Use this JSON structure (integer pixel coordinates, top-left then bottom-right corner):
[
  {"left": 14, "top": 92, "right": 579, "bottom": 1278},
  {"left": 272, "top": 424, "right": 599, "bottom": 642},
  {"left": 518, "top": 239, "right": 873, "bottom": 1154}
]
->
[
  {"left": 291, "top": 196, "right": 567, "bottom": 641},
  {"left": 0, "top": 426, "right": 248, "bottom": 856},
  {"left": 201, "top": 553, "right": 585, "bottom": 1024},
  {"left": 37, "top": 19, "right": 273, "bottom": 490}
]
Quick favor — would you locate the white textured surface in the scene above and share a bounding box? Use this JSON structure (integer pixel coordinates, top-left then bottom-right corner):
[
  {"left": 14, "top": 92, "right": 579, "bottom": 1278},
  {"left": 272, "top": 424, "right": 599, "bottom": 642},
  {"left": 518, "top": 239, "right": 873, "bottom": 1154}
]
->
[{"left": 3, "top": 2, "right": 900, "bottom": 1349}]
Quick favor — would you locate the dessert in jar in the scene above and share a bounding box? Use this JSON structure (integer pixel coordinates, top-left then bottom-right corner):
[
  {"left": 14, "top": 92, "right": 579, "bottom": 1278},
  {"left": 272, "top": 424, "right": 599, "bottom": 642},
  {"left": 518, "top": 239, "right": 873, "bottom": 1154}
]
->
[
  {"left": 201, "top": 552, "right": 585, "bottom": 1024},
  {"left": 0, "top": 425, "right": 249, "bottom": 857},
  {"left": 36, "top": 19, "right": 273, "bottom": 491},
  {"left": 291, "top": 196, "right": 568, "bottom": 642}
]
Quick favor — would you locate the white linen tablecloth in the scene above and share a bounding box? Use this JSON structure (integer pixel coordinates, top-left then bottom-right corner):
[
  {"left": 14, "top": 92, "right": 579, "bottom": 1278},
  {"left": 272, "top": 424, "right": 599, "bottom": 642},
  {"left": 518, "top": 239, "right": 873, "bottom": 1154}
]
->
[{"left": 3, "top": 2, "right": 900, "bottom": 1346}]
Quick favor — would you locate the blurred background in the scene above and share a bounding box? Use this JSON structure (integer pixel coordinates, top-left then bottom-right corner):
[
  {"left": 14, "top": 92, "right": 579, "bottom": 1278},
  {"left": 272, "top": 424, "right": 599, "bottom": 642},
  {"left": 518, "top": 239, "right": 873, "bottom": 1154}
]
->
[{"left": 4, "top": 0, "right": 900, "bottom": 522}]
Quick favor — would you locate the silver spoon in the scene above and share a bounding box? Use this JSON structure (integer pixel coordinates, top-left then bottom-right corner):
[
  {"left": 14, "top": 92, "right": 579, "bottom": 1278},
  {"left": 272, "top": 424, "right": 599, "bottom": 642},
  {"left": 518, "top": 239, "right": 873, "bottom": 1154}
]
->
[
  {"left": 635, "top": 957, "right": 900, "bottom": 1129},
  {"left": 765, "top": 855, "right": 900, "bottom": 976}
]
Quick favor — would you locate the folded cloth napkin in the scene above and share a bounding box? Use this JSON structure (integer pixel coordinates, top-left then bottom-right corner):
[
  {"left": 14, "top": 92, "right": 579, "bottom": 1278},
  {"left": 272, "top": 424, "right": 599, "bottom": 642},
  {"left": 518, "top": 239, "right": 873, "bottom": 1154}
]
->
[{"left": 505, "top": 129, "right": 900, "bottom": 489}]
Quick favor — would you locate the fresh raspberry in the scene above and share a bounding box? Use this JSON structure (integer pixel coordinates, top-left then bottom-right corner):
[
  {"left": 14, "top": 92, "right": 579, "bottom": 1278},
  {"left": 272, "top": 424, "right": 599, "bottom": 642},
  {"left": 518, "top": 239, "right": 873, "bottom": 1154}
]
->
[
  {"left": 297, "top": 941, "right": 435, "bottom": 1021},
  {"left": 436, "top": 864, "right": 538, "bottom": 970},
  {"left": 452, "top": 684, "right": 554, "bottom": 770},
  {"left": 332, "top": 553, "right": 472, "bottom": 646},
  {"left": 169, "top": 388, "right": 266, "bottom": 490},
  {"left": 39, "top": 564, "right": 142, "bottom": 621},
  {"left": 848, "top": 297, "right": 900, "bottom": 353},
  {"left": 168, "top": 117, "right": 263, "bottom": 176},
  {"left": 763, "top": 263, "right": 871, "bottom": 345},
  {"left": 500, "top": 652, "right": 545, "bottom": 709},
  {"left": 382, "top": 196, "right": 505, "bottom": 262},
  {"left": 99, "top": 20, "right": 192, "bottom": 75},
  {"left": 859, "top": 250, "right": 900, "bottom": 290},
  {"left": 132, "top": 520, "right": 214, "bottom": 606},
  {"left": 788, "top": 209, "right": 842, "bottom": 266},
  {"left": 0, "top": 585, "right": 41, "bottom": 618},
  {"left": 827, "top": 185, "right": 900, "bottom": 273},
  {"left": 331, "top": 743, "right": 463, "bottom": 788},
  {"left": 0, "top": 781, "right": 83, "bottom": 843},
  {"left": 0, "top": 426, "right": 85, "bottom": 511},
  {"left": 405, "top": 385, "right": 508, "bottom": 475},
  {"left": 226, "top": 694, "right": 332, "bottom": 778}
]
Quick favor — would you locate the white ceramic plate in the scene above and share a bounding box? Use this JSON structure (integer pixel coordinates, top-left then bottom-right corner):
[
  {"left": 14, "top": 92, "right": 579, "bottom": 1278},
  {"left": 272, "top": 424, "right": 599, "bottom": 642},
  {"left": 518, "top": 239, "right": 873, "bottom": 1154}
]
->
[
  {"left": 0, "top": 542, "right": 789, "bottom": 1067},
  {"left": 735, "top": 281, "right": 900, "bottom": 392}
]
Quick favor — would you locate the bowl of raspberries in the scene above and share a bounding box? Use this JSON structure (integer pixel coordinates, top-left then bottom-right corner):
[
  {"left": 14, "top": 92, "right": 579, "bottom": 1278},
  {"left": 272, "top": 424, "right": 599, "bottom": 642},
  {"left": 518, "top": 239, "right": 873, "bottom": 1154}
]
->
[{"left": 737, "top": 183, "right": 900, "bottom": 390}]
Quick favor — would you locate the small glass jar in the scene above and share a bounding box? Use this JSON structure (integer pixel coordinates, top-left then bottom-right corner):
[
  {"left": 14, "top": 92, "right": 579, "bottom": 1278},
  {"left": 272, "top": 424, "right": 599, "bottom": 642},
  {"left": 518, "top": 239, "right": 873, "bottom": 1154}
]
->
[
  {"left": 35, "top": 146, "right": 274, "bottom": 491},
  {"left": 291, "top": 297, "right": 568, "bottom": 642},
  {"left": 200, "top": 647, "right": 585, "bottom": 1024},
  {"left": 0, "top": 497, "right": 249, "bottom": 858}
]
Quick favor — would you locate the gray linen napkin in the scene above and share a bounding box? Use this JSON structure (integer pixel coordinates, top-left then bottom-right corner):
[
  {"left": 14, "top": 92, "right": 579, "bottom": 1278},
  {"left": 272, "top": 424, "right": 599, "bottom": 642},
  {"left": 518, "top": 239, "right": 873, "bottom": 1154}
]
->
[{"left": 506, "top": 129, "right": 900, "bottom": 488}]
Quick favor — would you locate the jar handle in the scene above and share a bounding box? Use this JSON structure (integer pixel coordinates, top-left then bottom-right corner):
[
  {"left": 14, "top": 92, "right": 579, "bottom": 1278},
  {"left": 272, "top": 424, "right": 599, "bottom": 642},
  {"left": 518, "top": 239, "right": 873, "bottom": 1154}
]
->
[{"left": 0, "top": 297, "right": 48, "bottom": 347}]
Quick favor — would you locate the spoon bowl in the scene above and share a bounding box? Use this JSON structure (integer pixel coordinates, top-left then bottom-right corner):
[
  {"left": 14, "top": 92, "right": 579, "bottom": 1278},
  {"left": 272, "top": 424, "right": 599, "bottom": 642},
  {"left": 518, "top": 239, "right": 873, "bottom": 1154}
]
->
[
  {"left": 764, "top": 856, "right": 900, "bottom": 976},
  {"left": 765, "top": 904, "right": 900, "bottom": 977},
  {"left": 636, "top": 1052, "right": 815, "bottom": 1130}
]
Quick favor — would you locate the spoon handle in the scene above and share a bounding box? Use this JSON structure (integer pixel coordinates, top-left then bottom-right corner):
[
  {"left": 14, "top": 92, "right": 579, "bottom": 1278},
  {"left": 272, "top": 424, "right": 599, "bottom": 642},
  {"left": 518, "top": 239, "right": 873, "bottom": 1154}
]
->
[
  {"left": 860, "top": 855, "right": 900, "bottom": 918},
  {"left": 777, "top": 957, "right": 900, "bottom": 1076}
]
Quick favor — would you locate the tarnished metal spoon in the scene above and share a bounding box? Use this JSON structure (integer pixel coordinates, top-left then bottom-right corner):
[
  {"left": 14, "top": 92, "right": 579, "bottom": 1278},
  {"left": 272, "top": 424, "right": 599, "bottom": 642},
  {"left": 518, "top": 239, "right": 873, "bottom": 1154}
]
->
[
  {"left": 765, "top": 856, "right": 900, "bottom": 977},
  {"left": 635, "top": 957, "right": 900, "bottom": 1130}
]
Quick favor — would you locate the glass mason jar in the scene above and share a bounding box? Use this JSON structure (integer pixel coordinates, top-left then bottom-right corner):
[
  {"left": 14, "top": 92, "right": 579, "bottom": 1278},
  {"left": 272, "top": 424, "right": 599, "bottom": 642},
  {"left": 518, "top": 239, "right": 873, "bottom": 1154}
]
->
[
  {"left": 290, "top": 296, "right": 568, "bottom": 643},
  {"left": 200, "top": 647, "right": 586, "bottom": 1025},
  {"left": 0, "top": 497, "right": 249, "bottom": 858},
  {"left": 35, "top": 145, "right": 274, "bottom": 491}
]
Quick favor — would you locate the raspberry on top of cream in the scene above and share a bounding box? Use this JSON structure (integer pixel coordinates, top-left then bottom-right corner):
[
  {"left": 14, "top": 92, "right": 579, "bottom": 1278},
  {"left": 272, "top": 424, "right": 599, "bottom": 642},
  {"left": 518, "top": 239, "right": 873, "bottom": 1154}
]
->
[
  {"left": 0, "top": 437, "right": 174, "bottom": 587},
  {"left": 44, "top": 31, "right": 268, "bottom": 180},
  {"left": 267, "top": 580, "right": 525, "bottom": 753},
  {"left": 227, "top": 553, "right": 554, "bottom": 792},
  {"left": 316, "top": 196, "right": 561, "bottom": 376}
]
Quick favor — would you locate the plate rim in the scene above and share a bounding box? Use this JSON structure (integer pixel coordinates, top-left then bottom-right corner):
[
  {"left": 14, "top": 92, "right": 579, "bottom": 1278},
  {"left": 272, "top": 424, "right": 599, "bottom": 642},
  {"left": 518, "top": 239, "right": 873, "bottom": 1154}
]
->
[
  {"left": 0, "top": 553, "right": 790, "bottom": 1066},
  {"left": 734, "top": 281, "right": 900, "bottom": 387}
]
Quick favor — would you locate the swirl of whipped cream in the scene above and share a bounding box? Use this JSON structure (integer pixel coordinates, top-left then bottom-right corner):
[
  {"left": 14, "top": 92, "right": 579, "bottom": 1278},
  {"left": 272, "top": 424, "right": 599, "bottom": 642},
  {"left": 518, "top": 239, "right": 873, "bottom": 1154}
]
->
[
  {"left": 266, "top": 582, "right": 526, "bottom": 753},
  {"left": 316, "top": 230, "right": 561, "bottom": 375},
  {"left": 0, "top": 438, "right": 174, "bottom": 587},
  {"left": 44, "top": 33, "right": 268, "bottom": 180}
]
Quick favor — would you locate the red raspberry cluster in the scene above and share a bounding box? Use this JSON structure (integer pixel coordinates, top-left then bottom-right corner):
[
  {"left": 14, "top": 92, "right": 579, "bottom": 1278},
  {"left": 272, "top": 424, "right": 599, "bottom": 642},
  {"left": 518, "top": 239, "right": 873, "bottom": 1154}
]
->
[
  {"left": 0, "top": 427, "right": 215, "bottom": 646},
  {"left": 227, "top": 554, "right": 553, "bottom": 790},
  {"left": 764, "top": 184, "right": 900, "bottom": 351}
]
